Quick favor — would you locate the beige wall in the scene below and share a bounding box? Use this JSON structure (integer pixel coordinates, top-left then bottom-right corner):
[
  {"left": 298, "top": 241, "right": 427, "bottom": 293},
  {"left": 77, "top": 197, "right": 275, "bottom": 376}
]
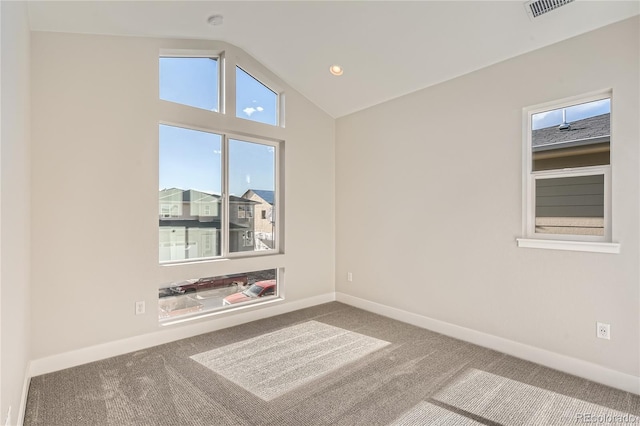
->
[
  {"left": 1, "top": 1, "right": 31, "bottom": 423},
  {"left": 30, "top": 32, "right": 335, "bottom": 359},
  {"left": 336, "top": 17, "right": 639, "bottom": 377}
]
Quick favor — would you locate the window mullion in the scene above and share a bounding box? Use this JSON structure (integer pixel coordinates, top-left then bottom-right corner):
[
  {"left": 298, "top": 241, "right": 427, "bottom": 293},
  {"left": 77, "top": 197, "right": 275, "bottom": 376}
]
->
[
  {"left": 222, "top": 134, "right": 230, "bottom": 257},
  {"left": 225, "top": 55, "right": 236, "bottom": 120}
]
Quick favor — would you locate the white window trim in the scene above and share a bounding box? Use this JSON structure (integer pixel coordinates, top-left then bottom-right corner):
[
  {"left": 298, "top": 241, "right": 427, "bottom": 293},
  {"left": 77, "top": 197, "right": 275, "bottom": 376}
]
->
[{"left": 518, "top": 90, "right": 619, "bottom": 253}]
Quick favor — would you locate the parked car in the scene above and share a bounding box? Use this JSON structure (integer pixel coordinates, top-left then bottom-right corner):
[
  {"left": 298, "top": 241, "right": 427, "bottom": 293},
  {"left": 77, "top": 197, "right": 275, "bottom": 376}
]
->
[
  {"left": 159, "top": 274, "right": 249, "bottom": 297},
  {"left": 222, "top": 280, "right": 276, "bottom": 305}
]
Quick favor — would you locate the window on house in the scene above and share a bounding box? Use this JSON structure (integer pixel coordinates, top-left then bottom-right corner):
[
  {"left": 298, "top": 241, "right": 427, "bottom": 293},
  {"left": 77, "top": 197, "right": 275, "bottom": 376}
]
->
[
  {"left": 236, "top": 66, "right": 278, "bottom": 126},
  {"left": 522, "top": 94, "right": 612, "bottom": 245},
  {"left": 261, "top": 210, "right": 267, "bottom": 219},
  {"left": 159, "top": 57, "right": 219, "bottom": 111}
]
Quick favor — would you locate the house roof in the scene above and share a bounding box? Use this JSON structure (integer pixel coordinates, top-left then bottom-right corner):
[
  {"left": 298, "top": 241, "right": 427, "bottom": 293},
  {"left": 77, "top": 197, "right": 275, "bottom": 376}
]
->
[
  {"left": 532, "top": 113, "right": 610, "bottom": 150},
  {"left": 247, "top": 189, "right": 275, "bottom": 205},
  {"left": 159, "top": 188, "right": 256, "bottom": 204}
]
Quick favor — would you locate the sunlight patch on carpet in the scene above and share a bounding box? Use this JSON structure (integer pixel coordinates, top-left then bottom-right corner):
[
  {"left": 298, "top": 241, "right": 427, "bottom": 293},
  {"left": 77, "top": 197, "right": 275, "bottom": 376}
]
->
[
  {"left": 433, "top": 369, "right": 639, "bottom": 425},
  {"left": 191, "top": 320, "right": 390, "bottom": 401}
]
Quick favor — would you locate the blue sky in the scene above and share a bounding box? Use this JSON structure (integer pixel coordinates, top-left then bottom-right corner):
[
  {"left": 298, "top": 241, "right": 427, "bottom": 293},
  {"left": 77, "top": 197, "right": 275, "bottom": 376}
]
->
[
  {"left": 532, "top": 98, "right": 610, "bottom": 130},
  {"left": 159, "top": 58, "right": 276, "bottom": 196}
]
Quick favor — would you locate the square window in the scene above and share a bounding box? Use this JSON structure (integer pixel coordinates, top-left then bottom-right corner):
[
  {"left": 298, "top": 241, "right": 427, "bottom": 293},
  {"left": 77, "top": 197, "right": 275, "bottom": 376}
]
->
[{"left": 159, "top": 126, "right": 279, "bottom": 262}]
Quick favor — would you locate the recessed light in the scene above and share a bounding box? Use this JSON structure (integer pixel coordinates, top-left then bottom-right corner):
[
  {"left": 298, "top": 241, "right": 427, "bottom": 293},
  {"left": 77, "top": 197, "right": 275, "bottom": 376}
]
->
[
  {"left": 329, "top": 64, "right": 343, "bottom": 76},
  {"left": 207, "top": 15, "right": 224, "bottom": 26}
]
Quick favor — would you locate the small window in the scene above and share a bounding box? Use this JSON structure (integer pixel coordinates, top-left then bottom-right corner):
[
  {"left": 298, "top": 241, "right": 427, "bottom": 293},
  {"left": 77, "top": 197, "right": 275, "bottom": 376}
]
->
[
  {"left": 261, "top": 210, "right": 267, "bottom": 219},
  {"left": 237, "top": 206, "right": 246, "bottom": 219},
  {"left": 524, "top": 94, "right": 611, "bottom": 243},
  {"left": 160, "top": 57, "right": 219, "bottom": 111},
  {"left": 236, "top": 66, "right": 278, "bottom": 126}
]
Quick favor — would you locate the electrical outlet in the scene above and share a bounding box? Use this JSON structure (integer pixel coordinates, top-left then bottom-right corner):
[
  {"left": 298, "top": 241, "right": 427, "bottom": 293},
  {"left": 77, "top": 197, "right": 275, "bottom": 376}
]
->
[
  {"left": 347, "top": 272, "right": 353, "bottom": 282},
  {"left": 596, "top": 322, "right": 610, "bottom": 340},
  {"left": 135, "top": 301, "right": 145, "bottom": 315}
]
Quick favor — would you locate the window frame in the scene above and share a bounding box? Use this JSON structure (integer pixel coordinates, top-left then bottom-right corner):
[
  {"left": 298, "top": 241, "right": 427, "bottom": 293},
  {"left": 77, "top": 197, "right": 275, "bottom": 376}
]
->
[
  {"left": 158, "top": 124, "right": 281, "bottom": 263},
  {"left": 157, "top": 45, "right": 286, "bottom": 324},
  {"left": 518, "top": 90, "right": 620, "bottom": 253}
]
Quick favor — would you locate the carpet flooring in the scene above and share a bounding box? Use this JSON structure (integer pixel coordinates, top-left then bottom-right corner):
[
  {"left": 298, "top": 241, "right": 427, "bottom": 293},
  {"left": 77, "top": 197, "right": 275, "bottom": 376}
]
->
[{"left": 24, "top": 302, "right": 640, "bottom": 425}]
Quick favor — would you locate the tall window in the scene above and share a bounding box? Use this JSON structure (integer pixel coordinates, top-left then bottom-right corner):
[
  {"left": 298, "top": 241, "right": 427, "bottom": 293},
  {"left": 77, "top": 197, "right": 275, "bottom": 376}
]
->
[
  {"left": 158, "top": 52, "right": 281, "bottom": 263},
  {"left": 523, "top": 93, "right": 612, "bottom": 244}
]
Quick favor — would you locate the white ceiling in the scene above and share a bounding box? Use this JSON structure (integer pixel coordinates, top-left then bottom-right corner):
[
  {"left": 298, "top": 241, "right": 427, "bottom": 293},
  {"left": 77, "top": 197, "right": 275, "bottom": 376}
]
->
[{"left": 27, "top": 1, "right": 639, "bottom": 118}]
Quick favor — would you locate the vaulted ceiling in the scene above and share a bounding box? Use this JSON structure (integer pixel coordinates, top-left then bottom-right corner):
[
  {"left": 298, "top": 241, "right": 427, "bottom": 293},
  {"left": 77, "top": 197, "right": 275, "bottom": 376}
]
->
[{"left": 26, "top": 1, "right": 639, "bottom": 118}]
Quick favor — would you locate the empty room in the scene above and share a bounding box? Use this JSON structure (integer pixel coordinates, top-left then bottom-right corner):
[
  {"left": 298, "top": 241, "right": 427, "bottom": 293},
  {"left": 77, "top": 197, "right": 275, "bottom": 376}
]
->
[{"left": 1, "top": 1, "right": 639, "bottom": 425}]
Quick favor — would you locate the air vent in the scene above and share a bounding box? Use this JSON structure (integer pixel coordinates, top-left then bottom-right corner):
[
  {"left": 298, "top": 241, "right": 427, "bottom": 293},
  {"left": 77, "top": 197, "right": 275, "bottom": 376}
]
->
[{"left": 524, "top": 0, "right": 574, "bottom": 19}]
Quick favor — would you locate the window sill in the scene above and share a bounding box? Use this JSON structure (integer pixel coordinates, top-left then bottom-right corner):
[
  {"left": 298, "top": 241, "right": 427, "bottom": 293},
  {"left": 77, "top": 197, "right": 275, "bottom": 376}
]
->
[{"left": 516, "top": 238, "right": 620, "bottom": 254}]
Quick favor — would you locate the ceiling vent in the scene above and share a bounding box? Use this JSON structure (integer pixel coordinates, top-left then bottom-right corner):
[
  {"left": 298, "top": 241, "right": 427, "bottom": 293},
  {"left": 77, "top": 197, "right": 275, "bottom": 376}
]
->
[{"left": 524, "top": 0, "right": 574, "bottom": 19}]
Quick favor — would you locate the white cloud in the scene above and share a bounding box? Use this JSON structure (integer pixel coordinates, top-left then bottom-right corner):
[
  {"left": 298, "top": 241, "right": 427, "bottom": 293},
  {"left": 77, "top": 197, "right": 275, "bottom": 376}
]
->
[
  {"left": 213, "top": 150, "right": 221, "bottom": 155},
  {"left": 246, "top": 174, "right": 251, "bottom": 185},
  {"left": 243, "top": 105, "right": 265, "bottom": 117}
]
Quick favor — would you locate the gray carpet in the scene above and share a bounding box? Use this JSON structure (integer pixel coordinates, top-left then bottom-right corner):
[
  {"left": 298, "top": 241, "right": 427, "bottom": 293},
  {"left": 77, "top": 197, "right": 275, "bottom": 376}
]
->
[{"left": 24, "top": 302, "right": 640, "bottom": 425}]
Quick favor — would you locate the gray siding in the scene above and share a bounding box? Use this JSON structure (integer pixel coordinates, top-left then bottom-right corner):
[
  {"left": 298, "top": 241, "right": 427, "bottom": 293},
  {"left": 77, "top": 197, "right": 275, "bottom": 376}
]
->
[{"left": 536, "top": 175, "right": 604, "bottom": 218}]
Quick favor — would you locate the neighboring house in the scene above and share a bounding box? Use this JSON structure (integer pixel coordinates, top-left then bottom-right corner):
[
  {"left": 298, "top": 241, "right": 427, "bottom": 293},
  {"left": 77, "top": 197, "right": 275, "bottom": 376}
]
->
[
  {"left": 532, "top": 113, "right": 610, "bottom": 171},
  {"left": 159, "top": 188, "right": 257, "bottom": 261},
  {"left": 531, "top": 113, "right": 610, "bottom": 235},
  {"left": 242, "top": 189, "right": 275, "bottom": 249}
]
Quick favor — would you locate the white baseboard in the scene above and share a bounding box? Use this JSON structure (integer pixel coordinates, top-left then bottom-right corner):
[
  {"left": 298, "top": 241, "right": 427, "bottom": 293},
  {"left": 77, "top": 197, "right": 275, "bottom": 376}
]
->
[
  {"left": 16, "top": 369, "right": 30, "bottom": 426},
  {"left": 336, "top": 292, "right": 640, "bottom": 395},
  {"left": 29, "top": 292, "right": 336, "bottom": 377}
]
